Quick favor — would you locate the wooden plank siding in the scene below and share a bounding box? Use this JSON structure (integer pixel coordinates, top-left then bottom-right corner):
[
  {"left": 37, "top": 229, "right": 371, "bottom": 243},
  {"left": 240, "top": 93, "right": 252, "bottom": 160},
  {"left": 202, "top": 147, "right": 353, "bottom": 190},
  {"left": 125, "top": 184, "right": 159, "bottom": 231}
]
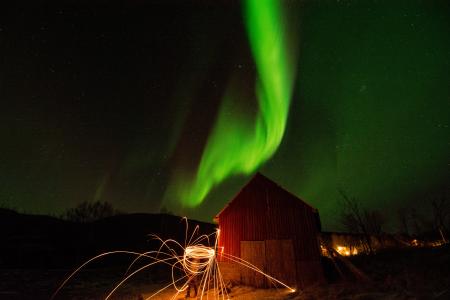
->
[
  {"left": 240, "top": 241, "right": 266, "bottom": 288},
  {"left": 265, "top": 239, "right": 296, "bottom": 287},
  {"left": 216, "top": 173, "right": 323, "bottom": 288}
]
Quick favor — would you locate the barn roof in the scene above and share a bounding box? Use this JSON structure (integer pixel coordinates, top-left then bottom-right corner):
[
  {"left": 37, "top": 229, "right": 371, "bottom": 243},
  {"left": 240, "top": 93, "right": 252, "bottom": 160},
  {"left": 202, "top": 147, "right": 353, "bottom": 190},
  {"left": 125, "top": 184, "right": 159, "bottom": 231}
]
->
[{"left": 214, "top": 172, "right": 318, "bottom": 222}]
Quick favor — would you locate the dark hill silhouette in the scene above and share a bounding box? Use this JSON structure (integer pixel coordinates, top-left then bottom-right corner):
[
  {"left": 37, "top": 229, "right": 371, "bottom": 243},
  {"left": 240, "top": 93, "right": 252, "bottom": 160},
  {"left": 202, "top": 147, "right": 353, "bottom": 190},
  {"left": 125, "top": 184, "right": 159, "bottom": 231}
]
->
[{"left": 0, "top": 210, "right": 216, "bottom": 268}]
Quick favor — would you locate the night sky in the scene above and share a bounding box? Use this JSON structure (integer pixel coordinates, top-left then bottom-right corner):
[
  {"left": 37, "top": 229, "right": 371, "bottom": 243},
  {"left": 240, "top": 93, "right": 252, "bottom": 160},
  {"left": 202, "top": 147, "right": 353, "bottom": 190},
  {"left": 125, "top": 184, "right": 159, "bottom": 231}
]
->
[{"left": 1, "top": 0, "right": 449, "bottom": 230}]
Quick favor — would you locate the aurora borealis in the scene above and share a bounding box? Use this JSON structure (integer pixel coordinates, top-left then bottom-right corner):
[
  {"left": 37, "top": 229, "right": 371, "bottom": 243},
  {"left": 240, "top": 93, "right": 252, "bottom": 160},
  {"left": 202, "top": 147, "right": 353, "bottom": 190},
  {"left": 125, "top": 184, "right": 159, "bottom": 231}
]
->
[
  {"left": 166, "top": 0, "right": 299, "bottom": 207},
  {"left": 1, "top": 1, "right": 449, "bottom": 230}
]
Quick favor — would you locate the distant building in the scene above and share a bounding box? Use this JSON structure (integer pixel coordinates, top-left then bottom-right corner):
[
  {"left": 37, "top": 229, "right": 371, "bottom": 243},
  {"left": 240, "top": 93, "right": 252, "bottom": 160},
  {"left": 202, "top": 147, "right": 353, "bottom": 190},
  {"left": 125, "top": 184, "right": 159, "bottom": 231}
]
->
[
  {"left": 319, "top": 231, "right": 413, "bottom": 257},
  {"left": 215, "top": 173, "right": 324, "bottom": 289}
]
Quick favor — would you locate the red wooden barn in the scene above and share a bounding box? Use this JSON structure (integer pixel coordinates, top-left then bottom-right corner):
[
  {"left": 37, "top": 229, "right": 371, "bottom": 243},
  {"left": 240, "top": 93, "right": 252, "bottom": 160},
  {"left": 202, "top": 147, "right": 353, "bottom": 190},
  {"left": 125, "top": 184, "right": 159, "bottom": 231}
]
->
[{"left": 215, "top": 173, "right": 324, "bottom": 288}]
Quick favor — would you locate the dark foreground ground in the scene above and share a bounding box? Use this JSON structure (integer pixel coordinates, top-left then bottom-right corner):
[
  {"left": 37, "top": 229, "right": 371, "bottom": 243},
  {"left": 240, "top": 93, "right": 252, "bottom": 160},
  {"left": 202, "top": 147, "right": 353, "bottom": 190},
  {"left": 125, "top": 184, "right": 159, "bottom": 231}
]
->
[
  {"left": 1, "top": 210, "right": 448, "bottom": 299},
  {"left": 1, "top": 245, "right": 449, "bottom": 300}
]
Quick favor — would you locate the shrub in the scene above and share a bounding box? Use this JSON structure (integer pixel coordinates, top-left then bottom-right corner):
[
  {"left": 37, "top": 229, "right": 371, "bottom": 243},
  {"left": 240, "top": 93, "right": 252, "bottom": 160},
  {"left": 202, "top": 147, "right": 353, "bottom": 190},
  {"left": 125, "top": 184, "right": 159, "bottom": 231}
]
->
[{"left": 62, "top": 201, "right": 120, "bottom": 223}]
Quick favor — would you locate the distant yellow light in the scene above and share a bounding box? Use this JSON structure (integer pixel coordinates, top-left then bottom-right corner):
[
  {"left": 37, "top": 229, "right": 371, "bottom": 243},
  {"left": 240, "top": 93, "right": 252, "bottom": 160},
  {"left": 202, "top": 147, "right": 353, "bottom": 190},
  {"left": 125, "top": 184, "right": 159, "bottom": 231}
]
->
[{"left": 336, "top": 245, "right": 353, "bottom": 256}]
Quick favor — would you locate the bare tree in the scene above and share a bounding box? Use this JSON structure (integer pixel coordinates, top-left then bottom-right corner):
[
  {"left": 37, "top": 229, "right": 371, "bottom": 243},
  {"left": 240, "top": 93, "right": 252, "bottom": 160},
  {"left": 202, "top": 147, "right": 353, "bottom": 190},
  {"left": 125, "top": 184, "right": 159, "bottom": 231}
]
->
[
  {"left": 364, "top": 210, "right": 384, "bottom": 236},
  {"left": 62, "top": 201, "right": 120, "bottom": 223},
  {"left": 409, "top": 208, "right": 423, "bottom": 236},
  {"left": 339, "top": 190, "right": 385, "bottom": 254},
  {"left": 340, "top": 212, "right": 359, "bottom": 234},
  {"left": 431, "top": 194, "right": 449, "bottom": 243},
  {"left": 397, "top": 208, "right": 410, "bottom": 236}
]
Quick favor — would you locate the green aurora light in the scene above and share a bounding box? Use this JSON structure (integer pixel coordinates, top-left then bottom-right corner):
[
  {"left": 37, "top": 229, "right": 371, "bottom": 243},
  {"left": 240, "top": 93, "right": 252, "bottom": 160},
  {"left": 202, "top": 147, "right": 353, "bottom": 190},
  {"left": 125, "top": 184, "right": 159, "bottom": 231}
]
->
[
  {"left": 167, "top": 0, "right": 299, "bottom": 207},
  {"left": 3, "top": 1, "right": 448, "bottom": 230}
]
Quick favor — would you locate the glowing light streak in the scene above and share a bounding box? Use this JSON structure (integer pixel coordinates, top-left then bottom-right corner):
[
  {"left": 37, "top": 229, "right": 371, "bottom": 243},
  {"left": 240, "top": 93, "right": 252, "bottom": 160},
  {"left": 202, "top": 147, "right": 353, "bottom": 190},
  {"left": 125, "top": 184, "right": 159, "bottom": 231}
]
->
[
  {"left": 52, "top": 219, "right": 295, "bottom": 299},
  {"left": 50, "top": 250, "right": 177, "bottom": 300},
  {"left": 219, "top": 252, "right": 296, "bottom": 293}
]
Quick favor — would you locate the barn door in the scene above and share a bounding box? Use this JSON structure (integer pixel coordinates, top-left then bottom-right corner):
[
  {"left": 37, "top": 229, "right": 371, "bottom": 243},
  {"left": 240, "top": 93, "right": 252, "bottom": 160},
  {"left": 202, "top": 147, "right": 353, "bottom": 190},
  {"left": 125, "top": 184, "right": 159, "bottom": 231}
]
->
[
  {"left": 240, "top": 241, "right": 266, "bottom": 288},
  {"left": 265, "top": 239, "right": 296, "bottom": 288}
]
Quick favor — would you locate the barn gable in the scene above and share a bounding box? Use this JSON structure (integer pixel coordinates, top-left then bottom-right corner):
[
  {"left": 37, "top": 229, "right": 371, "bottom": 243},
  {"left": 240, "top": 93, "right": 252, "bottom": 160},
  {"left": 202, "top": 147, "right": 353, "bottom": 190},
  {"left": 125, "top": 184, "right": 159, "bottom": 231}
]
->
[
  {"left": 216, "top": 172, "right": 324, "bottom": 288},
  {"left": 215, "top": 172, "right": 318, "bottom": 220}
]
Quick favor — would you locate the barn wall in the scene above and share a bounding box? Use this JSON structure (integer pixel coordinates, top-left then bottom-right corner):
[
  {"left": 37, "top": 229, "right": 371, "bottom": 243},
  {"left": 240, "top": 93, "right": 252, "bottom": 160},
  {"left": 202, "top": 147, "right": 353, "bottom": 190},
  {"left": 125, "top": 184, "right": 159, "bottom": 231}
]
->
[
  {"left": 218, "top": 176, "right": 321, "bottom": 260},
  {"left": 217, "top": 261, "right": 241, "bottom": 283},
  {"left": 217, "top": 175, "right": 323, "bottom": 287}
]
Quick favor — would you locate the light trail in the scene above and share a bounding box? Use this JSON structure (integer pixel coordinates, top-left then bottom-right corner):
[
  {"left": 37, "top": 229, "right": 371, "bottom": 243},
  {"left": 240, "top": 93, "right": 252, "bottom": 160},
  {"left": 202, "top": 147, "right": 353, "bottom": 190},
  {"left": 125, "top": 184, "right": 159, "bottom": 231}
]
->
[{"left": 51, "top": 218, "right": 296, "bottom": 299}]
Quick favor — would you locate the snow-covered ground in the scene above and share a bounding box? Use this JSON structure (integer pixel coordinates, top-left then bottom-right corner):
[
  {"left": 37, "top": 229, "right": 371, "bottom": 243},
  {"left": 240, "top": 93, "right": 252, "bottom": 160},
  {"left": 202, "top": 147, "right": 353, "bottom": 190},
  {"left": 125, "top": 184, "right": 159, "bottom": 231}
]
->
[
  {"left": 2, "top": 246, "right": 449, "bottom": 299},
  {"left": 139, "top": 283, "right": 432, "bottom": 300},
  {"left": 141, "top": 285, "right": 293, "bottom": 300}
]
